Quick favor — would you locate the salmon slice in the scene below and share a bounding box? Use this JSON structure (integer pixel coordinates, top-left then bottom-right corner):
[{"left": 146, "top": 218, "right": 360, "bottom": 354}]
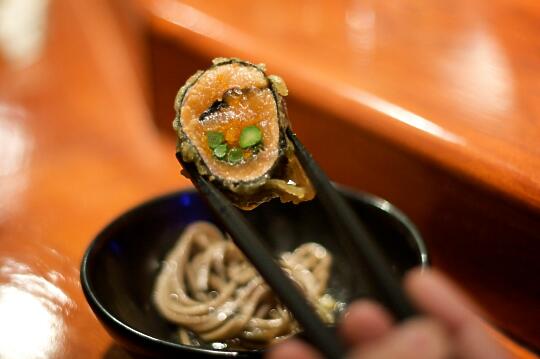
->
[{"left": 174, "top": 58, "right": 314, "bottom": 209}]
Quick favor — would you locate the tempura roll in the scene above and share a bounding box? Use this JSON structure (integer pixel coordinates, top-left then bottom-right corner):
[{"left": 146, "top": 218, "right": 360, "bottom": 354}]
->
[{"left": 173, "top": 58, "right": 314, "bottom": 209}]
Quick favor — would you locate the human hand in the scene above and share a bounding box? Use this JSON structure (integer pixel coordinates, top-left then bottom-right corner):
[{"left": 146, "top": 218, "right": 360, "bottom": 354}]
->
[{"left": 267, "top": 269, "right": 509, "bottom": 359}]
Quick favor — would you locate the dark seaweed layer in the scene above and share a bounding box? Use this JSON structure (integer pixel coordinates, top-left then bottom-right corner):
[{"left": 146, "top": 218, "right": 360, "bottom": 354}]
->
[{"left": 173, "top": 58, "right": 298, "bottom": 208}]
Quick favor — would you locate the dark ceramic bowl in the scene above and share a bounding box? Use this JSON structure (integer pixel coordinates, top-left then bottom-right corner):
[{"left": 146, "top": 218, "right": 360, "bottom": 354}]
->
[{"left": 81, "top": 187, "right": 428, "bottom": 358}]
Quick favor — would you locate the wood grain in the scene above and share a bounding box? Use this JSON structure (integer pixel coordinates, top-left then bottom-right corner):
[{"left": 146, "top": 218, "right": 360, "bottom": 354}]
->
[
  {"left": 0, "top": 0, "right": 538, "bottom": 358},
  {"left": 141, "top": 0, "right": 540, "bottom": 355},
  {"left": 0, "top": 0, "right": 185, "bottom": 357}
]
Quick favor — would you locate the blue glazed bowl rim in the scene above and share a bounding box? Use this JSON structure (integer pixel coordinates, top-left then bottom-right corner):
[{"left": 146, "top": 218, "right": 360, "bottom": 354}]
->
[{"left": 81, "top": 186, "right": 429, "bottom": 357}]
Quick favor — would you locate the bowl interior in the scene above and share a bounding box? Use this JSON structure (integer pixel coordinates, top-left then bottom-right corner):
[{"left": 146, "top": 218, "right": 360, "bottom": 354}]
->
[{"left": 82, "top": 188, "right": 427, "bottom": 356}]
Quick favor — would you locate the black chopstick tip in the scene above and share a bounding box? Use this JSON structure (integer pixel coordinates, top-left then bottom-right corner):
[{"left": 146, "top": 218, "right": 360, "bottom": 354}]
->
[
  {"left": 174, "top": 155, "right": 345, "bottom": 358},
  {"left": 285, "top": 128, "right": 417, "bottom": 321}
]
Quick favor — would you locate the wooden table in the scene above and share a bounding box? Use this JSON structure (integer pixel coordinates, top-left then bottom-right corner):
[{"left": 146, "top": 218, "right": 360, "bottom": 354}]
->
[{"left": 0, "top": 0, "right": 538, "bottom": 357}]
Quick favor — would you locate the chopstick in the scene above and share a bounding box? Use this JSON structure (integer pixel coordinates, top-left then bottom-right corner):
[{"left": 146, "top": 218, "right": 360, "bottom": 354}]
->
[
  {"left": 177, "top": 154, "right": 346, "bottom": 359},
  {"left": 286, "top": 128, "right": 417, "bottom": 321}
]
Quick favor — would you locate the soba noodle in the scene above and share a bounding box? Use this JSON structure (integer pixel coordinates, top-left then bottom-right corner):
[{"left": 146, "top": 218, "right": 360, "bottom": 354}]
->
[{"left": 153, "top": 221, "right": 336, "bottom": 349}]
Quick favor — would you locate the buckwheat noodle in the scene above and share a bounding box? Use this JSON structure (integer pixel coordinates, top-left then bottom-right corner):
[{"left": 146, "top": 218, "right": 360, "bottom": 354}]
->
[{"left": 153, "top": 221, "right": 336, "bottom": 349}]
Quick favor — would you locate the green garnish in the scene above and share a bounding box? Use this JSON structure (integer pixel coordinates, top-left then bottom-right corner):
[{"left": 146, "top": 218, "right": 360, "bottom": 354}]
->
[
  {"left": 213, "top": 143, "right": 228, "bottom": 158},
  {"left": 227, "top": 147, "right": 243, "bottom": 164},
  {"left": 239, "top": 126, "right": 262, "bottom": 149},
  {"left": 207, "top": 131, "right": 224, "bottom": 149}
]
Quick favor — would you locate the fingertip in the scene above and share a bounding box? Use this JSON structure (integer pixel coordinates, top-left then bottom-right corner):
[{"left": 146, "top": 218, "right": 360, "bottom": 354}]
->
[
  {"left": 340, "top": 300, "right": 393, "bottom": 346},
  {"left": 349, "top": 318, "right": 452, "bottom": 359},
  {"left": 345, "top": 300, "right": 391, "bottom": 320},
  {"left": 405, "top": 269, "right": 508, "bottom": 358},
  {"left": 405, "top": 268, "right": 479, "bottom": 330},
  {"left": 266, "top": 339, "right": 323, "bottom": 359},
  {"left": 406, "top": 319, "right": 451, "bottom": 350},
  {"left": 403, "top": 266, "right": 424, "bottom": 286},
  {"left": 405, "top": 268, "right": 463, "bottom": 298},
  {"left": 402, "top": 318, "right": 452, "bottom": 358}
]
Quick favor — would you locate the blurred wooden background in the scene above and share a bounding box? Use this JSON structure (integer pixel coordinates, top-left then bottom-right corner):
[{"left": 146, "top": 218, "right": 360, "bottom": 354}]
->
[{"left": 0, "top": 0, "right": 538, "bottom": 357}]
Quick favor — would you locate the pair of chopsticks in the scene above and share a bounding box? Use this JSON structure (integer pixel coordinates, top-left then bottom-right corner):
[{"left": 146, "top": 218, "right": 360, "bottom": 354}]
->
[{"left": 177, "top": 129, "right": 417, "bottom": 359}]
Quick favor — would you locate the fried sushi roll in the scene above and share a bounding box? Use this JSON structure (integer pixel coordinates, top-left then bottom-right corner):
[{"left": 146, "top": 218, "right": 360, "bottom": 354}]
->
[{"left": 173, "top": 58, "right": 314, "bottom": 209}]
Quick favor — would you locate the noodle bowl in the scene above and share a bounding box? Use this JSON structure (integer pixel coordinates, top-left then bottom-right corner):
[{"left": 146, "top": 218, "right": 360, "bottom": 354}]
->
[{"left": 153, "top": 221, "right": 336, "bottom": 349}]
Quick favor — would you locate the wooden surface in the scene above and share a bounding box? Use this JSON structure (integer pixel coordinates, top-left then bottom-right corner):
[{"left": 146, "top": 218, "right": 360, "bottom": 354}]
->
[
  {"left": 141, "top": 0, "right": 540, "bottom": 211},
  {"left": 141, "top": 0, "right": 540, "bottom": 353},
  {"left": 0, "top": 0, "right": 538, "bottom": 358},
  {"left": 0, "top": 0, "right": 186, "bottom": 357}
]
